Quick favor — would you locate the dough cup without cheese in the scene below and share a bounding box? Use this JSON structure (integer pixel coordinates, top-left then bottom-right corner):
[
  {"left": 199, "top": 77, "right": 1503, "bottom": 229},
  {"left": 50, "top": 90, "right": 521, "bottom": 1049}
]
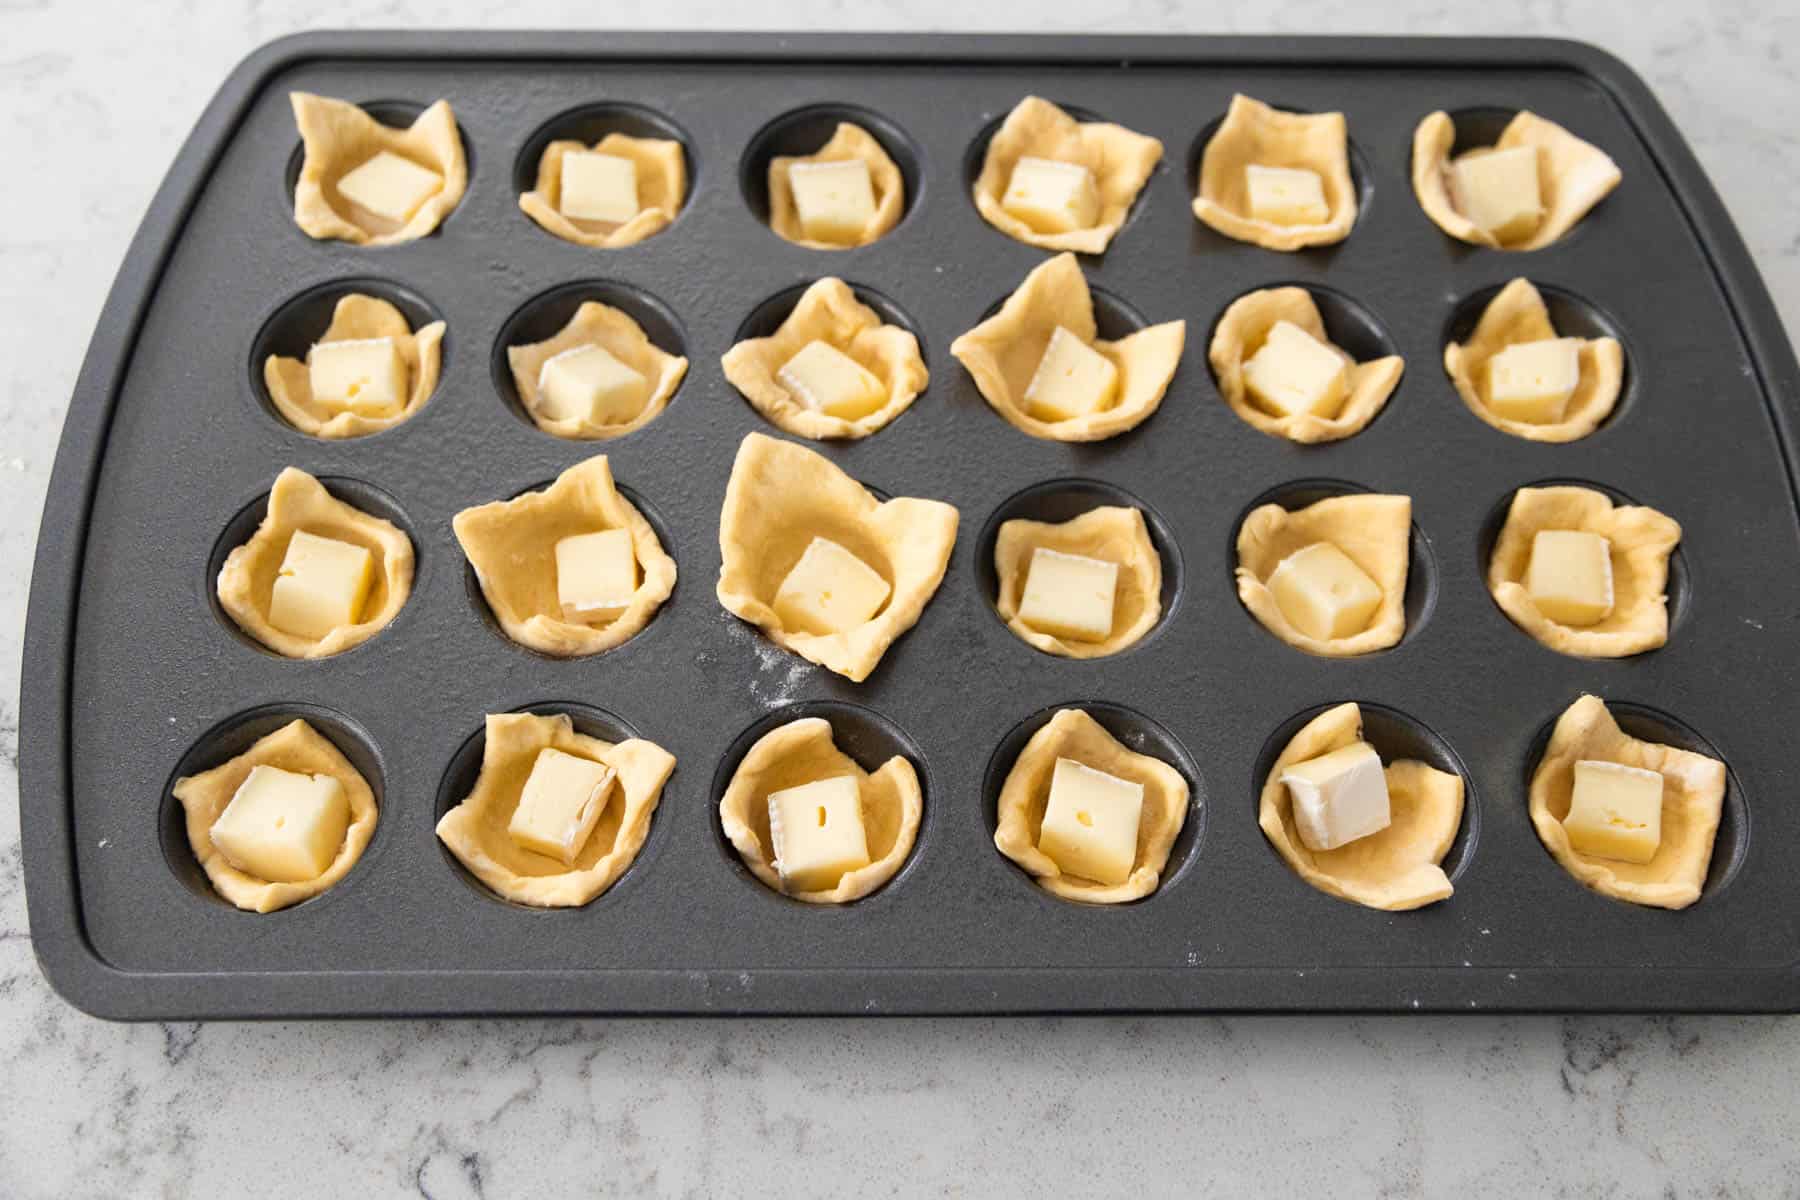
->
[
  {"left": 519, "top": 133, "right": 687, "bottom": 248},
  {"left": 1192, "top": 94, "right": 1357, "bottom": 250},
  {"left": 1444, "top": 278, "right": 1624, "bottom": 443},
  {"left": 1235, "top": 493, "right": 1412, "bottom": 657},
  {"left": 1412, "top": 110, "right": 1621, "bottom": 251},
  {"left": 767, "top": 122, "right": 906, "bottom": 250},
  {"left": 289, "top": 92, "right": 467, "bottom": 246},
  {"left": 263, "top": 293, "right": 445, "bottom": 439},
  {"left": 993, "top": 506, "right": 1162, "bottom": 659},
  {"left": 505, "top": 300, "right": 689, "bottom": 441}
]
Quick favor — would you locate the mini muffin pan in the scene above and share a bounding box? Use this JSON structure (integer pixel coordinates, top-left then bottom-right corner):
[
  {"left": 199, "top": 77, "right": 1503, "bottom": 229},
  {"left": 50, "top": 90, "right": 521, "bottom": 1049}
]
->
[{"left": 20, "top": 32, "right": 1800, "bottom": 1018}]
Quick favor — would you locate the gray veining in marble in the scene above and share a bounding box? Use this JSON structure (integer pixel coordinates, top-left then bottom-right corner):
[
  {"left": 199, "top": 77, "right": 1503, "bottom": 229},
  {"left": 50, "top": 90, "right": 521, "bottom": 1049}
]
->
[{"left": 2, "top": 1, "right": 1797, "bottom": 1195}]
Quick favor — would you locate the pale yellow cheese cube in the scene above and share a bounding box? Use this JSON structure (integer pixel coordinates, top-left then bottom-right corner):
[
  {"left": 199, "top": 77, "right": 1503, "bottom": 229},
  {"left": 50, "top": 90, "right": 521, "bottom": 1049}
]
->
[
  {"left": 788, "top": 158, "right": 876, "bottom": 244},
  {"left": 307, "top": 336, "right": 408, "bottom": 417},
  {"left": 1278, "top": 741, "right": 1391, "bottom": 852},
  {"left": 1245, "top": 163, "right": 1330, "bottom": 226},
  {"left": 209, "top": 764, "right": 349, "bottom": 883},
  {"left": 268, "top": 530, "right": 374, "bottom": 641},
  {"left": 1525, "top": 529, "right": 1614, "bottom": 627},
  {"left": 1000, "top": 155, "right": 1101, "bottom": 235},
  {"left": 1243, "top": 320, "right": 1349, "bottom": 421},
  {"left": 1486, "top": 337, "right": 1582, "bottom": 424},
  {"left": 536, "top": 343, "right": 651, "bottom": 426},
  {"left": 507, "top": 747, "right": 617, "bottom": 866},
  {"left": 772, "top": 537, "right": 892, "bottom": 636},
  {"left": 766, "top": 775, "right": 870, "bottom": 892},
  {"left": 1451, "top": 145, "right": 1544, "bottom": 244},
  {"left": 1017, "top": 547, "right": 1119, "bottom": 643},
  {"left": 1267, "top": 542, "right": 1383, "bottom": 642},
  {"left": 1037, "top": 757, "right": 1144, "bottom": 886},
  {"left": 776, "top": 340, "right": 886, "bottom": 421},
  {"left": 335, "top": 150, "right": 443, "bottom": 228},
  {"left": 1023, "top": 326, "right": 1118, "bottom": 423},
  {"left": 559, "top": 150, "right": 640, "bottom": 225},
  {"left": 554, "top": 529, "right": 639, "bottom": 624},
  {"left": 1563, "top": 759, "right": 1663, "bottom": 864}
]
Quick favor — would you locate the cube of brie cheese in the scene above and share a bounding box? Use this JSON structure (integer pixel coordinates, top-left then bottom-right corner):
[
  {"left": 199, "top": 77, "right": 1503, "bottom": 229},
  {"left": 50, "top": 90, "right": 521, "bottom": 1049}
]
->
[
  {"left": 1024, "top": 326, "right": 1118, "bottom": 423},
  {"left": 1267, "top": 542, "right": 1383, "bottom": 643},
  {"left": 209, "top": 764, "right": 350, "bottom": 883},
  {"left": 536, "top": 343, "right": 651, "bottom": 426},
  {"left": 1486, "top": 337, "right": 1582, "bottom": 424},
  {"left": 1243, "top": 320, "right": 1350, "bottom": 421},
  {"left": 268, "top": 530, "right": 375, "bottom": 641},
  {"left": 307, "top": 336, "right": 408, "bottom": 417},
  {"left": 1017, "top": 547, "right": 1119, "bottom": 643},
  {"left": 1245, "top": 163, "right": 1330, "bottom": 226},
  {"left": 1037, "top": 757, "right": 1144, "bottom": 886},
  {"left": 1525, "top": 529, "right": 1614, "bottom": 627},
  {"left": 766, "top": 775, "right": 870, "bottom": 892},
  {"left": 334, "top": 150, "right": 443, "bottom": 229},
  {"left": 554, "top": 528, "right": 639, "bottom": 624},
  {"left": 1279, "top": 741, "right": 1391, "bottom": 853},
  {"left": 772, "top": 536, "right": 892, "bottom": 636},
  {"left": 1563, "top": 759, "right": 1664, "bottom": 864},
  {"left": 788, "top": 158, "right": 877, "bottom": 245},
  {"left": 559, "top": 150, "right": 641, "bottom": 225},
  {"left": 1451, "top": 145, "right": 1544, "bottom": 244},
  {"left": 507, "top": 747, "right": 618, "bottom": 867},
  {"left": 1001, "top": 155, "right": 1101, "bottom": 235},
  {"left": 776, "top": 340, "right": 886, "bottom": 421}
]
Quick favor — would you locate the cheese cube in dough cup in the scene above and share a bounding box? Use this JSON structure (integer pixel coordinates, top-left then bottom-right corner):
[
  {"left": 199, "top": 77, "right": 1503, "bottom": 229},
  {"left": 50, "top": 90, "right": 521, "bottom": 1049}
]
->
[
  {"left": 559, "top": 150, "right": 640, "bottom": 225},
  {"left": 1451, "top": 146, "right": 1544, "bottom": 244},
  {"left": 536, "top": 344, "right": 651, "bottom": 426},
  {"left": 772, "top": 537, "right": 892, "bottom": 636},
  {"left": 335, "top": 150, "right": 443, "bottom": 228},
  {"left": 1245, "top": 164, "right": 1330, "bottom": 226},
  {"left": 507, "top": 747, "right": 618, "bottom": 867},
  {"left": 1267, "top": 542, "right": 1383, "bottom": 643},
  {"left": 1243, "top": 320, "right": 1349, "bottom": 421},
  {"left": 307, "top": 336, "right": 408, "bottom": 417},
  {"left": 788, "top": 159, "right": 877, "bottom": 244},
  {"left": 1279, "top": 741, "right": 1391, "bottom": 852},
  {"left": 766, "top": 776, "right": 870, "bottom": 892},
  {"left": 1563, "top": 759, "right": 1664, "bottom": 864},
  {"left": 1037, "top": 758, "right": 1144, "bottom": 886},
  {"left": 1001, "top": 156, "right": 1101, "bottom": 235},
  {"left": 555, "top": 528, "right": 639, "bottom": 624},
  {"left": 1024, "top": 326, "right": 1118, "bottom": 423},
  {"left": 777, "top": 340, "right": 887, "bottom": 421},
  {"left": 268, "top": 530, "right": 374, "bottom": 641},
  {"left": 1486, "top": 338, "right": 1582, "bottom": 424},
  {"left": 1525, "top": 529, "right": 1614, "bottom": 627},
  {"left": 1017, "top": 547, "right": 1119, "bottom": 643},
  {"left": 209, "top": 764, "right": 350, "bottom": 883}
]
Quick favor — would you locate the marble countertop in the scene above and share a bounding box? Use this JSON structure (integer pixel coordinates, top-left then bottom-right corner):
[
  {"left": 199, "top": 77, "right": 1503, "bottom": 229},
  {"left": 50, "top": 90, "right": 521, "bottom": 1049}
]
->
[{"left": 3, "top": 1, "right": 1796, "bottom": 1194}]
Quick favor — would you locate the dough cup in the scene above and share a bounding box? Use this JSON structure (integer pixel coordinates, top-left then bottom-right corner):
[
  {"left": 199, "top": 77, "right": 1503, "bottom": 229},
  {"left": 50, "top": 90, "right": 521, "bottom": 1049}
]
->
[
  {"left": 1192, "top": 94, "right": 1357, "bottom": 250},
  {"left": 263, "top": 293, "right": 444, "bottom": 439},
  {"left": 506, "top": 300, "right": 688, "bottom": 441},
  {"left": 993, "top": 506, "right": 1161, "bottom": 658},
  {"left": 519, "top": 133, "right": 687, "bottom": 248},
  {"left": 1235, "top": 493, "right": 1412, "bottom": 657},
  {"left": 767, "top": 122, "right": 905, "bottom": 249},
  {"left": 289, "top": 92, "right": 467, "bottom": 246},
  {"left": 1412, "top": 109, "right": 1621, "bottom": 251},
  {"left": 1444, "top": 278, "right": 1624, "bottom": 443}
]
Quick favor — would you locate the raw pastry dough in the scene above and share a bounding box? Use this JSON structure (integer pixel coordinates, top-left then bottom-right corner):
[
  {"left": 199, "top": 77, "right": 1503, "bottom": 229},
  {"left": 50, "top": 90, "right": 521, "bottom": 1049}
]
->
[
  {"left": 720, "top": 278, "right": 927, "bottom": 439},
  {"left": 993, "top": 708, "right": 1189, "bottom": 904},
  {"left": 289, "top": 92, "right": 467, "bottom": 246},
  {"left": 1209, "top": 286, "right": 1403, "bottom": 443},
  {"left": 716, "top": 433, "right": 958, "bottom": 682},
  {"left": 1258, "top": 703, "right": 1464, "bottom": 911},
  {"left": 263, "top": 294, "right": 445, "bottom": 439},
  {"left": 994, "top": 506, "right": 1161, "bottom": 658},
  {"left": 1236, "top": 494, "right": 1411, "bottom": 657},
  {"left": 519, "top": 133, "right": 687, "bottom": 248},
  {"left": 172, "top": 719, "right": 378, "bottom": 914},
  {"left": 1487, "top": 485, "right": 1680, "bottom": 658},
  {"left": 216, "top": 467, "right": 414, "bottom": 659},
  {"left": 950, "top": 253, "right": 1185, "bottom": 442},
  {"left": 1529, "top": 694, "right": 1725, "bottom": 909},
  {"left": 718, "top": 717, "right": 922, "bottom": 903},
  {"left": 1413, "top": 110, "right": 1621, "bottom": 251},
  {"left": 506, "top": 301, "right": 688, "bottom": 440},
  {"left": 435, "top": 712, "right": 676, "bottom": 908},
  {"left": 453, "top": 455, "right": 676, "bottom": 658},
  {"left": 767, "top": 123, "right": 905, "bottom": 249},
  {"left": 972, "top": 96, "right": 1163, "bottom": 254},
  {"left": 1193, "top": 94, "right": 1357, "bottom": 250},
  {"left": 1444, "top": 278, "right": 1624, "bottom": 442}
]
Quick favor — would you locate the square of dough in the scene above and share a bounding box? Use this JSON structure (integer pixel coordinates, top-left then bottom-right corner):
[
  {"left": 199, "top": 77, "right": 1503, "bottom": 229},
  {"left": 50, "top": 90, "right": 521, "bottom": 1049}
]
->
[
  {"left": 1193, "top": 94, "right": 1357, "bottom": 250},
  {"left": 1412, "top": 109, "right": 1620, "bottom": 251},
  {"left": 993, "top": 505, "right": 1161, "bottom": 659},
  {"left": 519, "top": 132, "right": 687, "bottom": 249},
  {"left": 505, "top": 301, "right": 689, "bottom": 440},
  {"left": 1235, "top": 493, "right": 1412, "bottom": 657},
  {"left": 766, "top": 122, "right": 905, "bottom": 249},
  {"left": 290, "top": 92, "right": 467, "bottom": 246},
  {"left": 263, "top": 293, "right": 445, "bottom": 440}
]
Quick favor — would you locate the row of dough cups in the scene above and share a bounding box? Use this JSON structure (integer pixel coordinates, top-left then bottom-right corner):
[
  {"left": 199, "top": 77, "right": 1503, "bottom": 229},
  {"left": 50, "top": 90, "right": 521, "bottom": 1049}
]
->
[{"left": 158, "top": 693, "right": 1749, "bottom": 916}]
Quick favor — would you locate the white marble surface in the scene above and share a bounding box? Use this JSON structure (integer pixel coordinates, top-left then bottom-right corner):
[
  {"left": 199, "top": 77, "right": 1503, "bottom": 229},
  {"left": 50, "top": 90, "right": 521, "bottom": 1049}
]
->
[{"left": 3, "top": 1, "right": 1798, "bottom": 1194}]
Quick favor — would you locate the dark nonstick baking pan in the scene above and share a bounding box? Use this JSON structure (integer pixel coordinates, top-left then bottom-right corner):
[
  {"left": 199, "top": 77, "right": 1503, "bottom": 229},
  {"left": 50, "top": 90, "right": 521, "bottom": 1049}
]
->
[{"left": 20, "top": 31, "right": 1800, "bottom": 1019}]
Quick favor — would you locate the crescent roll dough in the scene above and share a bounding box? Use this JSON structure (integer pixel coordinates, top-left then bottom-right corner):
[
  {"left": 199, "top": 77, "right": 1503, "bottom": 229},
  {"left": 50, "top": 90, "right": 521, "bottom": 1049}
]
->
[
  {"left": 1412, "top": 110, "right": 1620, "bottom": 251},
  {"left": 519, "top": 133, "right": 687, "bottom": 248},
  {"left": 767, "top": 122, "right": 905, "bottom": 249},
  {"left": 506, "top": 300, "right": 688, "bottom": 441},
  {"left": 993, "top": 505, "right": 1161, "bottom": 658},
  {"left": 1235, "top": 493, "right": 1412, "bottom": 657},
  {"left": 263, "top": 293, "right": 444, "bottom": 440},
  {"left": 1193, "top": 94, "right": 1356, "bottom": 250},
  {"left": 1444, "top": 278, "right": 1624, "bottom": 443},
  {"left": 290, "top": 92, "right": 466, "bottom": 246}
]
